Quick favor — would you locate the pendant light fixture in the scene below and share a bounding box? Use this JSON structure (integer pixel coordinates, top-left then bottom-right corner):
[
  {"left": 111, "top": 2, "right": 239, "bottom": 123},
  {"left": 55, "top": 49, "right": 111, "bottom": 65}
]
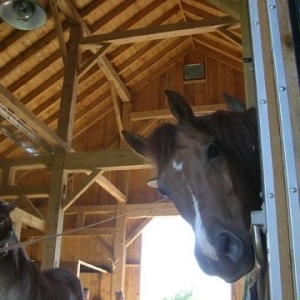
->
[{"left": 0, "top": 0, "right": 46, "bottom": 30}]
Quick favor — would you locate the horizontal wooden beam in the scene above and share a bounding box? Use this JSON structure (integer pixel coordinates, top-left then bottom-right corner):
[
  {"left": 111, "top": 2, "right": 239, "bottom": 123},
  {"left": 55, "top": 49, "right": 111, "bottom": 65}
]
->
[
  {"left": 11, "top": 207, "right": 47, "bottom": 232},
  {"left": 80, "top": 16, "right": 238, "bottom": 46},
  {"left": 0, "top": 185, "right": 50, "bottom": 199},
  {"left": 130, "top": 103, "right": 228, "bottom": 121},
  {"left": 64, "top": 202, "right": 178, "bottom": 218},
  {"left": 1, "top": 149, "right": 149, "bottom": 171},
  {"left": 64, "top": 149, "right": 149, "bottom": 171},
  {"left": 21, "top": 227, "right": 115, "bottom": 237}
]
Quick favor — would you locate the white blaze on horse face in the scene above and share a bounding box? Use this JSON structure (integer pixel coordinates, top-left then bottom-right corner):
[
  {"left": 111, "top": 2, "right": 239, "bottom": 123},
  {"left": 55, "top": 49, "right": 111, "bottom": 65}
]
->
[
  {"left": 172, "top": 159, "right": 183, "bottom": 171},
  {"left": 190, "top": 190, "right": 218, "bottom": 261}
]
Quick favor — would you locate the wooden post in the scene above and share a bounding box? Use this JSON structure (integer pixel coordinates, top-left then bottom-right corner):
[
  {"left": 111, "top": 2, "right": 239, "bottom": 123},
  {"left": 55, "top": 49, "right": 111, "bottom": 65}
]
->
[
  {"left": 41, "top": 24, "right": 81, "bottom": 269},
  {"left": 240, "top": 0, "right": 256, "bottom": 107},
  {"left": 41, "top": 149, "right": 66, "bottom": 269},
  {"left": 110, "top": 97, "right": 131, "bottom": 299},
  {"left": 110, "top": 207, "right": 126, "bottom": 300}
]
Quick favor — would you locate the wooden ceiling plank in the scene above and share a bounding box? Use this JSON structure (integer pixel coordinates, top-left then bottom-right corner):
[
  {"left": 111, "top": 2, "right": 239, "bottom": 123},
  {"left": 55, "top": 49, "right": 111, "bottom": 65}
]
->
[
  {"left": 217, "top": 26, "right": 242, "bottom": 46},
  {"left": 125, "top": 218, "right": 152, "bottom": 248},
  {"left": 0, "top": 0, "right": 103, "bottom": 84},
  {"left": 193, "top": 36, "right": 243, "bottom": 69},
  {"left": 96, "top": 236, "right": 114, "bottom": 259},
  {"left": 80, "top": 16, "right": 238, "bottom": 46},
  {"left": 11, "top": 207, "right": 47, "bottom": 232},
  {"left": 0, "top": 24, "right": 68, "bottom": 80},
  {"left": 138, "top": 119, "right": 158, "bottom": 136},
  {"left": 181, "top": 2, "right": 221, "bottom": 19},
  {"left": 63, "top": 169, "right": 103, "bottom": 212},
  {"left": 125, "top": 37, "right": 188, "bottom": 85},
  {"left": 131, "top": 42, "right": 192, "bottom": 93},
  {"left": 49, "top": 0, "right": 68, "bottom": 66},
  {"left": 8, "top": 52, "right": 62, "bottom": 93},
  {"left": 0, "top": 84, "right": 69, "bottom": 150},
  {"left": 204, "top": 0, "right": 241, "bottom": 20}
]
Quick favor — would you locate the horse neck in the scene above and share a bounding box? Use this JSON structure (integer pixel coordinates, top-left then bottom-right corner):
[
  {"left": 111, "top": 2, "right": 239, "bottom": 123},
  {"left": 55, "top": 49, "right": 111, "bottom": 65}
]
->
[
  {"left": 0, "top": 227, "right": 31, "bottom": 279},
  {"left": 195, "top": 108, "right": 262, "bottom": 210}
]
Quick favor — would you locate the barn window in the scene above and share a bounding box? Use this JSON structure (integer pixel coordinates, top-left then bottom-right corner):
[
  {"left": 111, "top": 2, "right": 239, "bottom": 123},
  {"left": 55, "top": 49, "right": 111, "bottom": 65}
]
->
[{"left": 184, "top": 63, "right": 205, "bottom": 81}]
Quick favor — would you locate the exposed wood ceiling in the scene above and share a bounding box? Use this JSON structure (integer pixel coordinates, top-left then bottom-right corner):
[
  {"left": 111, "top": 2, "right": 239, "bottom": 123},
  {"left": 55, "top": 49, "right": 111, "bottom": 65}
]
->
[
  {"left": 0, "top": 0, "right": 242, "bottom": 159},
  {"left": 0, "top": 0, "right": 243, "bottom": 232}
]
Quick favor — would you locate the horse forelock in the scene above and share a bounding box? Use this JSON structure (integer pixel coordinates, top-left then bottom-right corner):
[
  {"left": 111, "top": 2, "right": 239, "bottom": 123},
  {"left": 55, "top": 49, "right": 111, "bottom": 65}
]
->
[{"left": 147, "top": 123, "right": 178, "bottom": 169}]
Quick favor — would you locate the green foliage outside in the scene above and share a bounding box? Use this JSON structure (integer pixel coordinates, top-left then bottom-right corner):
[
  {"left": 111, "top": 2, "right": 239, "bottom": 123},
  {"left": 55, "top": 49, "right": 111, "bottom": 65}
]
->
[{"left": 161, "top": 287, "right": 196, "bottom": 300}]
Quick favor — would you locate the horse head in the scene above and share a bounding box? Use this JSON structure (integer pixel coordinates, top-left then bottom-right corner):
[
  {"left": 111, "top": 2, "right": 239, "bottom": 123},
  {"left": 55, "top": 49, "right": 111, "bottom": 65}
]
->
[
  {"left": 123, "top": 90, "right": 256, "bottom": 282},
  {"left": 0, "top": 200, "right": 19, "bottom": 238}
]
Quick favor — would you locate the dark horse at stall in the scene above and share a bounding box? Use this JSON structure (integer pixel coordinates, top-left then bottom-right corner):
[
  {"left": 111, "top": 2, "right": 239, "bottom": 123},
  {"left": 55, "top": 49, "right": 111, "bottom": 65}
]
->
[
  {"left": 0, "top": 200, "right": 84, "bottom": 300},
  {"left": 123, "top": 90, "right": 262, "bottom": 283}
]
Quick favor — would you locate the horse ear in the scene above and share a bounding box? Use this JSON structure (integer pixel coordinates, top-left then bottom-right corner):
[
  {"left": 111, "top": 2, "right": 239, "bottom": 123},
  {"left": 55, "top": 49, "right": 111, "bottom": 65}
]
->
[
  {"left": 122, "top": 130, "right": 148, "bottom": 157},
  {"left": 5, "top": 199, "right": 20, "bottom": 214},
  {"left": 222, "top": 92, "right": 246, "bottom": 112},
  {"left": 164, "top": 90, "right": 195, "bottom": 124}
]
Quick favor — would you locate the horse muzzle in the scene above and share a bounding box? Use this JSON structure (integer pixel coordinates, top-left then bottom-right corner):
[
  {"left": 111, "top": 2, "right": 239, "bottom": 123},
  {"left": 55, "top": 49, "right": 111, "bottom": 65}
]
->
[{"left": 194, "top": 229, "right": 255, "bottom": 283}]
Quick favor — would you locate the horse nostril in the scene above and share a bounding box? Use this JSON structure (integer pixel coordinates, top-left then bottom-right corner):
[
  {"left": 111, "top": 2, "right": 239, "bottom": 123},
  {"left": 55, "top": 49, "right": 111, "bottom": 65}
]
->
[{"left": 218, "top": 231, "right": 244, "bottom": 263}]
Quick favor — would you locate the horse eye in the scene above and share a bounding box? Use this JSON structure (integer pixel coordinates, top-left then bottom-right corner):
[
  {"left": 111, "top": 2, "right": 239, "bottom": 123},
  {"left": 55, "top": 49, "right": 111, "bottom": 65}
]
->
[{"left": 207, "top": 144, "right": 219, "bottom": 160}]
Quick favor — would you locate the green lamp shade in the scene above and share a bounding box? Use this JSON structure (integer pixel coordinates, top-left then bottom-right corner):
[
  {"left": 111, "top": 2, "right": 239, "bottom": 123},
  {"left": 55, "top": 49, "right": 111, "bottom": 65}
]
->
[{"left": 0, "top": 0, "right": 46, "bottom": 30}]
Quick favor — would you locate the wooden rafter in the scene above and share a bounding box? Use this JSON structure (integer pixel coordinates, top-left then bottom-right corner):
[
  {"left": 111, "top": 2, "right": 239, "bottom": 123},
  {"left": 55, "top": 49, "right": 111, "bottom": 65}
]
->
[
  {"left": 63, "top": 169, "right": 103, "bottom": 211},
  {"left": 217, "top": 26, "right": 242, "bottom": 46},
  {"left": 0, "top": 85, "right": 69, "bottom": 151},
  {"left": 125, "top": 218, "right": 152, "bottom": 247},
  {"left": 80, "top": 16, "right": 239, "bottom": 46},
  {"left": 57, "top": 0, "right": 131, "bottom": 102},
  {"left": 11, "top": 208, "right": 47, "bottom": 232},
  {"left": 49, "top": 0, "right": 68, "bottom": 66},
  {"left": 204, "top": 0, "right": 241, "bottom": 20}
]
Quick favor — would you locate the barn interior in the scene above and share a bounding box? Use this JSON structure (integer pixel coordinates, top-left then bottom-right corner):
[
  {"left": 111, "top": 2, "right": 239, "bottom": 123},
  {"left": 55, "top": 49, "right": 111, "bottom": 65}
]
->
[{"left": 0, "top": 0, "right": 298, "bottom": 299}]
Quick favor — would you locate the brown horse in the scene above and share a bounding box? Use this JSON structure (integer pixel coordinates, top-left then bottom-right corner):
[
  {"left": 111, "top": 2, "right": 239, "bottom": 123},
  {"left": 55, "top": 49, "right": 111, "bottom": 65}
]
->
[
  {"left": 123, "top": 90, "right": 262, "bottom": 283},
  {"left": 0, "top": 200, "right": 84, "bottom": 300}
]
